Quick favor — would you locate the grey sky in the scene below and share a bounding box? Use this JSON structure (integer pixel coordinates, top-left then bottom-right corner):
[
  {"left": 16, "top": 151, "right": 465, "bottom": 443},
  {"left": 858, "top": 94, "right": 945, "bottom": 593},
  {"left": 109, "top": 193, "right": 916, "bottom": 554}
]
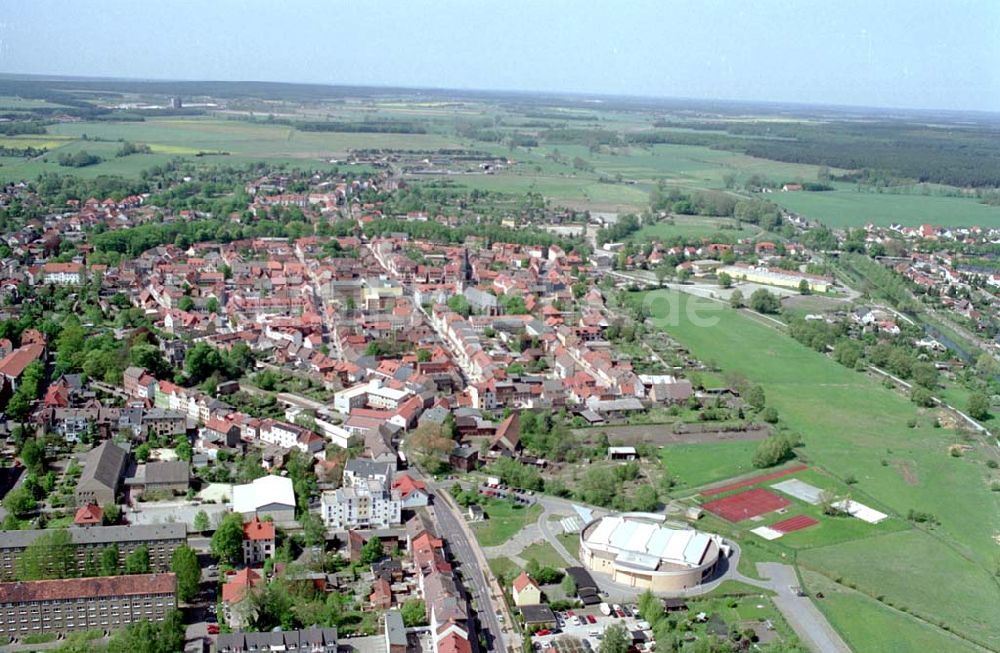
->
[{"left": 2, "top": 0, "right": 998, "bottom": 112}]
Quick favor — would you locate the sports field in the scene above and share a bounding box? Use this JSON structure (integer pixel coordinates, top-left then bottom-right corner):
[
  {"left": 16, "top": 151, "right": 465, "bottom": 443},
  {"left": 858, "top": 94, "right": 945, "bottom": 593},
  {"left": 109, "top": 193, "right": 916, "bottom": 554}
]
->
[{"left": 639, "top": 289, "right": 1000, "bottom": 648}]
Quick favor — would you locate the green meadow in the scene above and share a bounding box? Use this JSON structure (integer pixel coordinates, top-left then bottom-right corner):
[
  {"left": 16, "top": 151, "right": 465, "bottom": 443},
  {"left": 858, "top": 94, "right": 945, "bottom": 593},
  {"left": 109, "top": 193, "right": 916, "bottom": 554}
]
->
[
  {"left": 637, "top": 289, "right": 1000, "bottom": 648},
  {"left": 772, "top": 188, "right": 1000, "bottom": 228}
]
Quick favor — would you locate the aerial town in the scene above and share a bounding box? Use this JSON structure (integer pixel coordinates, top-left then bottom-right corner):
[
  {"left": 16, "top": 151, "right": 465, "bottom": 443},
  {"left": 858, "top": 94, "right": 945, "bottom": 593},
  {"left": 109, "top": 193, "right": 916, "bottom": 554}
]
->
[{"left": 1, "top": 4, "right": 999, "bottom": 653}]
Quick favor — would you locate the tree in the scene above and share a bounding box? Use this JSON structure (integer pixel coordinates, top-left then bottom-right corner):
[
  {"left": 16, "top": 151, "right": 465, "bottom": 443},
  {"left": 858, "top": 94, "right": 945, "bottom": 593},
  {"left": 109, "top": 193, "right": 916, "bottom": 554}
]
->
[
  {"left": 3, "top": 486, "right": 35, "bottom": 515},
  {"left": 401, "top": 598, "right": 428, "bottom": 627},
  {"left": 206, "top": 296, "right": 220, "bottom": 314},
  {"left": 211, "top": 512, "right": 245, "bottom": 565},
  {"left": 761, "top": 406, "right": 779, "bottom": 423},
  {"left": 631, "top": 485, "right": 659, "bottom": 512},
  {"left": 729, "top": 289, "right": 744, "bottom": 309},
  {"left": 967, "top": 392, "right": 991, "bottom": 421},
  {"left": 107, "top": 610, "right": 186, "bottom": 653},
  {"left": 300, "top": 511, "right": 327, "bottom": 549},
  {"left": 100, "top": 544, "right": 120, "bottom": 576},
  {"left": 18, "top": 438, "right": 45, "bottom": 474},
  {"left": 15, "top": 529, "right": 77, "bottom": 580},
  {"left": 124, "top": 545, "right": 151, "bottom": 574},
  {"left": 193, "top": 509, "right": 211, "bottom": 533},
  {"left": 910, "top": 385, "right": 934, "bottom": 407},
  {"left": 600, "top": 623, "right": 631, "bottom": 653},
  {"left": 561, "top": 572, "right": 577, "bottom": 596},
  {"left": 102, "top": 503, "right": 121, "bottom": 525},
  {"left": 178, "top": 296, "right": 195, "bottom": 312},
  {"left": 171, "top": 545, "right": 201, "bottom": 603},
  {"left": 359, "top": 535, "right": 385, "bottom": 565},
  {"left": 752, "top": 435, "right": 793, "bottom": 468},
  {"left": 637, "top": 589, "right": 664, "bottom": 625},
  {"left": 717, "top": 272, "right": 732, "bottom": 288},
  {"left": 744, "top": 385, "right": 766, "bottom": 411},
  {"left": 408, "top": 422, "right": 454, "bottom": 473},
  {"left": 749, "top": 289, "right": 781, "bottom": 314}
]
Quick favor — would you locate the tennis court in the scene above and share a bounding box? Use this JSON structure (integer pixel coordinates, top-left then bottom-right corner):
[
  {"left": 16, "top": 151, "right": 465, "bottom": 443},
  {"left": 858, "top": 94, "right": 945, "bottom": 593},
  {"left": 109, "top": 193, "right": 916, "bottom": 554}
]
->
[{"left": 703, "top": 488, "right": 791, "bottom": 522}]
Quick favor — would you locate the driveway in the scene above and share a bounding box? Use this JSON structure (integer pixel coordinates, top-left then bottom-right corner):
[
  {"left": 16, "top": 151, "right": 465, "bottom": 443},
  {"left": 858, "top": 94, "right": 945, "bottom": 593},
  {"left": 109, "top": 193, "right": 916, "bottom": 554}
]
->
[{"left": 756, "top": 563, "right": 851, "bottom": 653}]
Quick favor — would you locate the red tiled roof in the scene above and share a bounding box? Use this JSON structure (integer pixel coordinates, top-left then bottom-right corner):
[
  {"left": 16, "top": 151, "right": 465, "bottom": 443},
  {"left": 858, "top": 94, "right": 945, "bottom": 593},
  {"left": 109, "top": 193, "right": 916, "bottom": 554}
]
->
[
  {"left": 73, "top": 503, "right": 103, "bottom": 526},
  {"left": 0, "top": 573, "right": 175, "bottom": 603},
  {"left": 0, "top": 343, "right": 44, "bottom": 380},
  {"left": 391, "top": 473, "right": 427, "bottom": 499},
  {"left": 222, "top": 568, "right": 261, "bottom": 603},
  {"left": 512, "top": 570, "right": 538, "bottom": 593},
  {"left": 243, "top": 516, "right": 275, "bottom": 541}
]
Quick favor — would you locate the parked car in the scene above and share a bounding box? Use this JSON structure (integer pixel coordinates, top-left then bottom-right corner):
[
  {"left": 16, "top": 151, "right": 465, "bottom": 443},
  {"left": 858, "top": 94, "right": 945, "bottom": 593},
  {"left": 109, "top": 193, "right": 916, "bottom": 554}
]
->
[
  {"left": 586, "top": 615, "right": 597, "bottom": 624},
  {"left": 207, "top": 624, "right": 220, "bottom": 635}
]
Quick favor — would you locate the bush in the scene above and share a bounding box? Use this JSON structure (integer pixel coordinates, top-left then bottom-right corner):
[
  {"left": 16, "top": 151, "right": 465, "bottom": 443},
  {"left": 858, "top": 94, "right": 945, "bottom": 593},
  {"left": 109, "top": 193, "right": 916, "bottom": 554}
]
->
[
  {"left": 748, "top": 289, "right": 781, "bottom": 314},
  {"left": 752, "top": 435, "right": 794, "bottom": 468},
  {"left": 967, "top": 392, "right": 991, "bottom": 421}
]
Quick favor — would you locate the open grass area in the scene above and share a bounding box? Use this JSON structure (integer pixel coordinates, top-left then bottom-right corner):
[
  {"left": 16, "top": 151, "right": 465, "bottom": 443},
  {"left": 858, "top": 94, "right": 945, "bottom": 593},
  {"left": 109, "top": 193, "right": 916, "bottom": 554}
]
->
[
  {"left": 632, "top": 217, "right": 760, "bottom": 243},
  {"left": 519, "top": 541, "right": 566, "bottom": 568},
  {"left": 772, "top": 188, "right": 1000, "bottom": 228},
  {"left": 801, "top": 569, "right": 982, "bottom": 653},
  {"left": 471, "top": 500, "right": 542, "bottom": 547},
  {"left": 487, "top": 556, "right": 521, "bottom": 583},
  {"left": 660, "top": 440, "right": 762, "bottom": 490},
  {"left": 799, "top": 533, "right": 1000, "bottom": 650},
  {"left": 637, "top": 289, "right": 1000, "bottom": 647}
]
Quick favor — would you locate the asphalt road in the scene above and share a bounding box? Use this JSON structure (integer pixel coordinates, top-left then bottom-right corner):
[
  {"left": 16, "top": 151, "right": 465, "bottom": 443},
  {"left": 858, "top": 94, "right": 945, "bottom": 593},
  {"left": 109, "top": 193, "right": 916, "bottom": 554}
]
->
[
  {"left": 757, "top": 563, "right": 851, "bottom": 653},
  {"left": 430, "top": 500, "right": 507, "bottom": 653}
]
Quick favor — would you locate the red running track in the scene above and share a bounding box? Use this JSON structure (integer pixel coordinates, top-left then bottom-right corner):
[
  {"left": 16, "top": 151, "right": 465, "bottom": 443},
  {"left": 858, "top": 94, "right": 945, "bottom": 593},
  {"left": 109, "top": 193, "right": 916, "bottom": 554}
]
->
[
  {"left": 771, "top": 515, "right": 819, "bottom": 533},
  {"left": 701, "top": 464, "right": 809, "bottom": 497}
]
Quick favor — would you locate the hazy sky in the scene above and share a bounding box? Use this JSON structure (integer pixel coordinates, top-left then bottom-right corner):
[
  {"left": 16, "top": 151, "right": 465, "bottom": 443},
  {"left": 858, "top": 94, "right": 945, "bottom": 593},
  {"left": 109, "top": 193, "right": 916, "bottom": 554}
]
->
[{"left": 2, "top": 0, "right": 998, "bottom": 112}]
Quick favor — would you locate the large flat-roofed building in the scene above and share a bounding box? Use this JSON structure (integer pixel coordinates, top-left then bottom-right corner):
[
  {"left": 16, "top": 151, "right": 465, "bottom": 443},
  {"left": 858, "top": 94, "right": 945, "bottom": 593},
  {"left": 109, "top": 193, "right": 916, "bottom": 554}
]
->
[
  {"left": 0, "top": 524, "right": 186, "bottom": 581},
  {"left": 0, "top": 573, "right": 176, "bottom": 638},
  {"left": 231, "top": 475, "right": 296, "bottom": 522},
  {"left": 579, "top": 513, "right": 722, "bottom": 592}
]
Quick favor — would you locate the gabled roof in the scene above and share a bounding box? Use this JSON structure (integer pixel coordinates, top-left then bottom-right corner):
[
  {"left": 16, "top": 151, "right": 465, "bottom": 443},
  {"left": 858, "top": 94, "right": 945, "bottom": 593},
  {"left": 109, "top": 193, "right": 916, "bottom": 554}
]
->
[
  {"left": 512, "top": 570, "right": 539, "bottom": 593},
  {"left": 78, "top": 441, "right": 128, "bottom": 493},
  {"left": 73, "top": 503, "right": 103, "bottom": 526},
  {"left": 243, "top": 516, "right": 275, "bottom": 541}
]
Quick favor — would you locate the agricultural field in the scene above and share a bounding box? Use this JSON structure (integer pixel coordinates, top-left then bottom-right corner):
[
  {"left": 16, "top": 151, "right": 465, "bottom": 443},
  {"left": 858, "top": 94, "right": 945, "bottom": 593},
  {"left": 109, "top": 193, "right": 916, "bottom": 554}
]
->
[
  {"left": 771, "top": 188, "right": 1000, "bottom": 228},
  {"left": 637, "top": 289, "right": 1000, "bottom": 648}
]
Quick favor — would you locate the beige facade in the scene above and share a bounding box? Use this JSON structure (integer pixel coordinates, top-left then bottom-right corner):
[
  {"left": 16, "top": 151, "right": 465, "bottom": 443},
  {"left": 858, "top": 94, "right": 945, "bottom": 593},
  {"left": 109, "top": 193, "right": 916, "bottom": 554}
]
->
[
  {"left": 578, "top": 514, "right": 722, "bottom": 592},
  {"left": 0, "top": 573, "right": 176, "bottom": 638}
]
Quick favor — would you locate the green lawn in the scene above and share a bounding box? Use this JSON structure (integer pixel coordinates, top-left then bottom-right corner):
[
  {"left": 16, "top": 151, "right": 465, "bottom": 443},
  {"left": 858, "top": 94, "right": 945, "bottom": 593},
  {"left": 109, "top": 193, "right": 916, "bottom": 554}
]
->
[
  {"left": 471, "top": 500, "right": 542, "bottom": 547},
  {"left": 487, "top": 556, "right": 521, "bottom": 584},
  {"left": 801, "top": 569, "right": 982, "bottom": 653},
  {"left": 632, "top": 217, "right": 760, "bottom": 243},
  {"left": 660, "top": 440, "right": 761, "bottom": 490},
  {"left": 772, "top": 188, "right": 1000, "bottom": 228},
  {"left": 637, "top": 289, "right": 1000, "bottom": 646},
  {"left": 800, "top": 534, "right": 1000, "bottom": 651},
  {"left": 519, "top": 541, "right": 567, "bottom": 568}
]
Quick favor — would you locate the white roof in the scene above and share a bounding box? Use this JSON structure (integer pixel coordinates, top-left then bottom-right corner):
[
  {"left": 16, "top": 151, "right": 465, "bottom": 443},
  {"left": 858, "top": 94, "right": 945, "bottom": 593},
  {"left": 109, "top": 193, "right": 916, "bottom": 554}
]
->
[
  {"left": 232, "top": 475, "right": 295, "bottom": 513},
  {"left": 833, "top": 500, "right": 887, "bottom": 524},
  {"left": 608, "top": 446, "right": 637, "bottom": 455},
  {"left": 584, "top": 515, "right": 713, "bottom": 568}
]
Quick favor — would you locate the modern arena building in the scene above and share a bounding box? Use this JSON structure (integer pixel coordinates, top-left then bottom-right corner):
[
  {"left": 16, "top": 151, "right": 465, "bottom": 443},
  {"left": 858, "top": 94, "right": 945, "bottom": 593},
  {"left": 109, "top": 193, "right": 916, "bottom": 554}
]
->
[{"left": 579, "top": 513, "right": 724, "bottom": 591}]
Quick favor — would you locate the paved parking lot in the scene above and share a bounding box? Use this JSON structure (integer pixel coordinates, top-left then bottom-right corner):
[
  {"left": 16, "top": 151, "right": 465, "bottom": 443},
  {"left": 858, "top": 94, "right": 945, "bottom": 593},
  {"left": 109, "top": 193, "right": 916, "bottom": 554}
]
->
[{"left": 531, "top": 605, "right": 649, "bottom": 651}]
